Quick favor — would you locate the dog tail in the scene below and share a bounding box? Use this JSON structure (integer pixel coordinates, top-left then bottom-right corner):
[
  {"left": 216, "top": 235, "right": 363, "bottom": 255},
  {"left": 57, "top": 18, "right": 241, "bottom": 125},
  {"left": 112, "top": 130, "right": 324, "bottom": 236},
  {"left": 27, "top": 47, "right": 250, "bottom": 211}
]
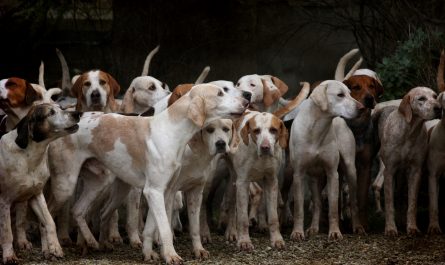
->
[
  {"left": 344, "top": 57, "right": 363, "bottom": 80},
  {"left": 141, "top": 45, "right": 160, "bottom": 76},
  {"left": 38, "top": 61, "right": 45, "bottom": 88},
  {"left": 195, "top": 66, "right": 210, "bottom": 84},
  {"left": 437, "top": 49, "right": 445, "bottom": 92},
  {"left": 43, "top": 88, "right": 62, "bottom": 103},
  {"left": 335, "top": 48, "right": 360, "bottom": 81},
  {"left": 56, "top": 48, "right": 72, "bottom": 97},
  {"left": 273, "top": 82, "right": 310, "bottom": 119}
]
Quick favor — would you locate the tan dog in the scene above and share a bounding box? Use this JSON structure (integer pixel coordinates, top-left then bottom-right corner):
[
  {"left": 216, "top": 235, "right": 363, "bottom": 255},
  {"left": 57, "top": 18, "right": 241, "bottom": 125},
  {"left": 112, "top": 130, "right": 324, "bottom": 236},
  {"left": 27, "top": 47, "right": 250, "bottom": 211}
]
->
[{"left": 0, "top": 104, "right": 80, "bottom": 264}]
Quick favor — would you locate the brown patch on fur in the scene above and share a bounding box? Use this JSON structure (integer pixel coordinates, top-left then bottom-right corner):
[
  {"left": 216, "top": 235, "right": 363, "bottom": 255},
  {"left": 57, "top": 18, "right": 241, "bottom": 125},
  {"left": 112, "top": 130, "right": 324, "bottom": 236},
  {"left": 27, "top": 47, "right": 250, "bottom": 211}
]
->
[
  {"left": 241, "top": 117, "right": 258, "bottom": 145},
  {"left": 271, "top": 76, "right": 288, "bottom": 96},
  {"left": 168, "top": 84, "right": 194, "bottom": 107},
  {"left": 3, "top": 77, "right": 40, "bottom": 108},
  {"left": 437, "top": 50, "right": 445, "bottom": 92},
  {"left": 343, "top": 75, "right": 383, "bottom": 107},
  {"left": 398, "top": 93, "right": 412, "bottom": 123},
  {"left": 89, "top": 115, "right": 149, "bottom": 168},
  {"left": 121, "top": 87, "right": 135, "bottom": 113},
  {"left": 270, "top": 115, "right": 288, "bottom": 149},
  {"left": 262, "top": 79, "right": 281, "bottom": 107}
]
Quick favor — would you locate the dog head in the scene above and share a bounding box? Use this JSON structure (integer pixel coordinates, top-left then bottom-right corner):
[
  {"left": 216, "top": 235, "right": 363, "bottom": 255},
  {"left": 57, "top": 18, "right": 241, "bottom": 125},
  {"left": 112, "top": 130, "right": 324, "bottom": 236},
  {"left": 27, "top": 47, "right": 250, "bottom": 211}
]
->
[
  {"left": 310, "top": 80, "right": 364, "bottom": 119},
  {"left": 343, "top": 69, "right": 384, "bottom": 109},
  {"left": 210, "top": 80, "right": 252, "bottom": 102},
  {"left": 0, "top": 77, "right": 43, "bottom": 114},
  {"left": 186, "top": 84, "right": 249, "bottom": 128},
  {"left": 14, "top": 103, "right": 81, "bottom": 149},
  {"left": 121, "top": 76, "right": 170, "bottom": 113},
  {"left": 240, "top": 112, "right": 288, "bottom": 156},
  {"left": 398, "top": 87, "right": 441, "bottom": 123},
  {"left": 235, "top": 74, "right": 288, "bottom": 108},
  {"left": 71, "top": 70, "right": 120, "bottom": 112},
  {"left": 190, "top": 119, "right": 235, "bottom": 156}
]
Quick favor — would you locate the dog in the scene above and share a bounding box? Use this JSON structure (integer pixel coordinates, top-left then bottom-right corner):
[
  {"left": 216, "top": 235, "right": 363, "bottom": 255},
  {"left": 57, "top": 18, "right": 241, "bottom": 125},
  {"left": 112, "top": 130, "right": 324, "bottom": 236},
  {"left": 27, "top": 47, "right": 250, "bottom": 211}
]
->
[
  {"left": 289, "top": 80, "right": 365, "bottom": 241},
  {"left": 228, "top": 111, "right": 287, "bottom": 251},
  {"left": 71, "top": 70, "right": 120, "bottom": 112},
  {"left": 375, "top": 86, "right": 440, "bottom": 236},
  {"left": 45, "top": 84, "right": 247, "bottom": 264},
  {"left": 0, "top": 103, "right": 80, "bottom": 264}
]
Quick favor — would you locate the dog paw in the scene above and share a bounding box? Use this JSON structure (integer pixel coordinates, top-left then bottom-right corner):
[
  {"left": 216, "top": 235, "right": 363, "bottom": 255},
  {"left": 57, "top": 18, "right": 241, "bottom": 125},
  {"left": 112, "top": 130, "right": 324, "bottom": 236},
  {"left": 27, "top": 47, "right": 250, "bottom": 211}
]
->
[
  {"left": 43, "top": 248, "right": 64, "bottom": 261},
  {"left": 143, "top": 251, "right": 159, "bottom": 262},
  {"left": 201, "top": 234, "right": 212, "bottom": 244},
  {"left": 385, "top": 227, "right": 398, "bottom": 237},
  {"left": 427, "top": 224, "right": 442, "bottom": 235},
  {"left": 271, "top": 239, "right": 285, "bottom": 250},
  {"left": 129, "top": 237, "right": 142, "bottom": 249},
  {"left": 4, "top": 254, "right": 19, "bottom": 265},
  {"left": 17, "top": 239, "right": 33, "bottom": 251},
  {"left": 58, "top": 237, "right": 73, "bottom": 247},
  {"left": 238, "top": 240, "right": 254, "bottom": 252},
  {"left": 194, "top": 248, "right": 210, "bottom": 260},
  {"left": 407, "top": 226, "right": 421, "bottom": 236},
  {"left": 84, "top": 237, "right": 100, "bottom": 250},
  {"left": 306, "top": 227, "right": 319, "bottom": 237},
  {"left": 165, "top": 254, "right": 183, "bottom": 265},
  {"left": 100, "top": 241, "right": 114, "bottom": 252},
  {"left": 108, "top": 234, "right": 123, "bottom": 245},
  {"left": 328, "top": 230, "right": 343, "bottom": 241},
  {"left": 290, "top": 230, "right": 305, "bottom": 241},
  {"left": 353, "top": 225, "right": 367, "bottom": 235},
  {"left": 225, "top": 229, "right": 237, "bottom": 242}
]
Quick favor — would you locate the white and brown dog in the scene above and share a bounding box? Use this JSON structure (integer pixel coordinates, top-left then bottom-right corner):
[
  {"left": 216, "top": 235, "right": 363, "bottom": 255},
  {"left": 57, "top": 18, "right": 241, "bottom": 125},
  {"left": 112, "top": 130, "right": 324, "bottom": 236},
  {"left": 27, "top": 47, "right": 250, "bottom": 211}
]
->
[{"left": 0, "top": 103, "right": 80, "bottom": 264}]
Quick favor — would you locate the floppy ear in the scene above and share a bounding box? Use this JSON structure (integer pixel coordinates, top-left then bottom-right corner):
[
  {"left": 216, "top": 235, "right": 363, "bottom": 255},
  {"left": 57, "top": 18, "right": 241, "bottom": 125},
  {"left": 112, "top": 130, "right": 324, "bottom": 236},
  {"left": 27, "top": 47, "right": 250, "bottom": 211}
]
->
[
  {"left": 278, "top": 119, "right": 289, "bottom": 149},
  {"left": 310, "top": 83, "right": 328, "bottom": 111},
  {"left": 271, "top": 76, "right": 288, "bottom": 96},
  {"left": 262, "top": 79, "right": 281, "bottom": 107},
  {"left": 168, "top": 84, "right": 193, "bottom": 107},
  {"left": 71, "top": 74, "right": 84, "bottom": 111},
  {"left": 438, "top": 92, "right": 445, "bottom": 108},
  {"left": 240, "top": 120, "right": 251, "bottom": 145},
  {"left": 374, "top": 79, "right": 384, "bottom": 99},
  {"left": 228, "top": 120, "right": 240, "bottom": 153},
  {"left": 121, "top": 86, "right": 135, "bottom": 113},
  {"left": 106, "top": 73, "right": 121, "bottom": 97},
  {"left": 187, "top": 96, "right": 206, "bottom": 127},
  {"left": 398, "top": 93, "right": 412, "bottom": 123},
  {"left": 25, "top": 82, "right": 40, "bottom": 105},
  {"left": 188, "top": 131, "right": 204, "bottom": 153},
  {"left": 14, "top": 116, "right": 30, "bottom": 149}
]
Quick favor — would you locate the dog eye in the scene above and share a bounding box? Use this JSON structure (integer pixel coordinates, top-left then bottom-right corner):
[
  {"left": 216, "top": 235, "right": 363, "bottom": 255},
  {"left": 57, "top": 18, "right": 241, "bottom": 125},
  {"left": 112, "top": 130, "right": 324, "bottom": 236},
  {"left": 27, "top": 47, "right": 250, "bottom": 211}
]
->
[
  {"left": 222, "top": 127, "right": 230, "bottom": 132},
  {"left": 218, "top": 90, "right": 224, "bottom": 97},
  {"left": 418, "top": 97, "right": 426, "bottom": 101},
  {"left": 250, "top": 83, "right": 256, "bottom": 87},
  {"left": 236, "top": 82, "right": 240, "bottom": 87},
  {"left": 433, "top": 94, "right": 437, "bottom": 99},
  {"left": 49, "top": 109, "right": 55, "bottom": 116},
  {"left": 337, "top": 93, "right": 345, "bottom": 98},
  {"left": 352, "top": 86, "right": 360, "bottom": 91},
  {"left": 99, "top": 80, "right": 106, "bottom": 86},
  {"left": 206, "top": 127, "right": 215, "bottom": 133},
  {"left": 149, "top": 85, "right": 156, "bottom": 91},
  {"left": 223, "top": 87, "right": 229, "bottom": 92},
  {"left": 5, "top": 81, "right": 16, "bottom": 87},
  {"left": 253, "top": 128, "right": 261, "bottom": 134},
  {"left": 84, "top": 81, "right": 91, "bottom": 87},
  {"left": 269, "top": 128, "right": 278, "bottom": 134}
]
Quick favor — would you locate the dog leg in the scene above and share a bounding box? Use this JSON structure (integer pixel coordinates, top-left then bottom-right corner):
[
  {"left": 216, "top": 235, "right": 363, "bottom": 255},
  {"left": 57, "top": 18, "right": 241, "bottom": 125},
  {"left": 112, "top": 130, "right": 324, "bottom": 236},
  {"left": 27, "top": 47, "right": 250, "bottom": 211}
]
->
[
  {"left": 29, "top": 193, "right": 64, "bottom": 260},
  {"left": 0, "top": 199, "right": 18, "bottom": 264},
  {"left": 108, "top": 210, "right": 123, "bottom": 244},
  {"left": 256, "top": 193, "right": 268, "bottom": 232},
  {"left": 186, "top": 186, "right": 209, "bottom": 260},
  {"left": 126, "top": 187, "right": 143, "bottom": 248},
  {"left": 15, "top": 201, "right": 33, "bottom": 250},
  {"left": 427, "top": 168, "right": 442, "bottom": 234},
  {"left": 57, "top": 200, "right": 73, "bottom": 246},
  {"left": 290, "top": 169, "right": 305, "bottom": 241},
  {"left": 264, "top": 176, "right": 285, "bottom": 250},
  {"left": 406, "top": 168, "right": 421, "bottom": 236},
  {"left": 142, "top": 209, "right": 160, "bottom": 261},
  {"left": 356, "top": 147, "right": 372, "bottom": 229},
  {"left": 224, "top": 174, "right": 237, "bottom": 242},
  {"left": 384, "top": 165, "right": 398, "bottom": 236},
  {"left": 326, "top": 170, "right": 342, "bottom": 240},
  {"left": 248, "top": 182, "right": 262, "bottom": 226},
  {"left": 344, "top": 155, "right": 365, "bottom": 234},
  {"left": 373, "top": 159, "right": 385, "bottom": 214},
  {"left": 236, "top": 179, "right": 253, "bottom": 251},
  {"left": 199, "top": 197, "right": 211, "bottom": 244}
]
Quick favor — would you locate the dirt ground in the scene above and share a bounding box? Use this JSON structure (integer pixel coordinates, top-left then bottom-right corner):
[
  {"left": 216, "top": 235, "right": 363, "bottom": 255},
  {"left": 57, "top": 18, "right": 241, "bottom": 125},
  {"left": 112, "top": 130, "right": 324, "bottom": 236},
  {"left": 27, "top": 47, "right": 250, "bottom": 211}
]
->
[{"left": 17, "top": 230, "right": 445, "bottom": 265}]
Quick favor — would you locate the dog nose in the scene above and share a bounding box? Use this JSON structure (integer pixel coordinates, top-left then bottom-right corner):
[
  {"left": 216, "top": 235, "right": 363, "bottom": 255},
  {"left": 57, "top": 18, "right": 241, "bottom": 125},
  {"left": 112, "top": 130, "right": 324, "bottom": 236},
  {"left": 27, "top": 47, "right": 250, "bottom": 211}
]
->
[
  {"left": 364, "top": 95, "right": 375, "bottom": 109},
  {"left": 242, "top": 91, "right": 252, "bottom": 102},
  {"left": 260, "top": 144, "right": 271, "bottom": 155},
  {"left": 215, "top": 140, "right": 227, "bottom": 152},
  {"left": 357, "top": 102, "right": 365, "bottom": 112},
  {"left": 434, "top": 106, "right": 442, "bottom": 118},
  {"left": 70, "top": 111, "right": 82, "bottom": 121},
  {"left": 91, "top": 90, "right": 101, "bottom": 101}
]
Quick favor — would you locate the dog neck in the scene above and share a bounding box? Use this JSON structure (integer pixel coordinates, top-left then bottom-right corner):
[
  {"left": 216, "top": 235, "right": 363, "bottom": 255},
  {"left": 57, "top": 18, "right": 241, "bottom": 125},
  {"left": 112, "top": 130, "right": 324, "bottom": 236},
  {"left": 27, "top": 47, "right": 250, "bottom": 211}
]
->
[
  {"left": 394, "top": 112, "right": 426, "bottom": 140},
  {"left": 5, "top": 130, "right": 52, "bottom": 165},
  {"left": 299, "top": 100, "right": 337, "bottom": 144}
]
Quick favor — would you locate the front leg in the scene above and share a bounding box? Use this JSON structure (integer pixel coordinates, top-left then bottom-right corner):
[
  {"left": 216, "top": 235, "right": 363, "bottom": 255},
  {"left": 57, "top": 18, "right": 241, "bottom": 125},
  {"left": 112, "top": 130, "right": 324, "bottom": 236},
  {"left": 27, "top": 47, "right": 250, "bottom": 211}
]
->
[
  {"left": 290, "top": 169, "right": 305, "bottom": 241},
  {"left": 344, "top": 155, "right": 365, "bottom": 234},
  {"left": 29, "top": 193, "right": 64, "bottom": 260},
  {"left": 0, "top": 198, "right": 18, "bottom": 264},
  {"left": 427, "top": 168, "right": 442, "bottom": 234},
  {"left": 264, "top": 176, "right": 285, "bottom": 250},
  {"left": 406, "top": 168, "right": 421, "bottom": 236},
  {"left": 326, "top": 170, "right": 342, "bottom": 240},
  {"left": 15, "top": 201, "right": 33, "bottom": 250},
  {"left": 186, "top": 186, "right": 209, "bottom": 260},
  {"left": 126, "top": 187, "right": 143, "bottom": 248},
  {"left": 383, "top": 165, "right": 398, "bottom": 236},
  {"left": 236, "top": 180, "right": 253, "bottom": 251}
]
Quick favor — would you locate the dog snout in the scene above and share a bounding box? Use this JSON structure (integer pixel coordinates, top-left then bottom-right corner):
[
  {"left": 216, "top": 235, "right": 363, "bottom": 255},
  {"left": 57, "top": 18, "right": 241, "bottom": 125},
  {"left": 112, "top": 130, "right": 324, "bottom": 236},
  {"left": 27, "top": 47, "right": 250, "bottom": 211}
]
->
[
  {"left": 241, "top": 98, "right": 249, "bottom": 108},
  {"left": 356, "top": 102, "right": 365, "bottom": 112},
  {"left": 364, "top": 94, "right": 375, "bottom": 109},
  {"left": 70, "top": 111, "right": 82, "bottom": 121},
  {"left": 260, "top": 143, "right": 271, "bottom": 156},
  {"left": 215, "top": 140, "right": 227, "bottom": 153},
  {"left": 91, "top": 90, "right": 101, "bottom": 103},
  {"left": 434, "top": 106, "right": 442, "bottom": 118},
  {"left": 242, "top": 91, "right": 252, "bottom": 102}
]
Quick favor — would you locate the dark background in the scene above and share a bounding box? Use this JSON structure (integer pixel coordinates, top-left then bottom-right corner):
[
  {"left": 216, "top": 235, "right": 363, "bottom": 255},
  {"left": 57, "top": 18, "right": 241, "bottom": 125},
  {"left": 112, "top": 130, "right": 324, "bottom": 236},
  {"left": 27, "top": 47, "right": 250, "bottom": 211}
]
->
[{"left": 0, "top": 0, "right": 444, "bottom": 98}]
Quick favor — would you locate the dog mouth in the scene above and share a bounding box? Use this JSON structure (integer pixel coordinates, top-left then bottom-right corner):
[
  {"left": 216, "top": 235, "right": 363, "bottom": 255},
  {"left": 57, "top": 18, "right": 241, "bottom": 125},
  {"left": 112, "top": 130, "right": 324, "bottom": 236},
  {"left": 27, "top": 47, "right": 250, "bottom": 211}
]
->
[{"left": 64, "top": 124, "right": 79, "bottom": 133}]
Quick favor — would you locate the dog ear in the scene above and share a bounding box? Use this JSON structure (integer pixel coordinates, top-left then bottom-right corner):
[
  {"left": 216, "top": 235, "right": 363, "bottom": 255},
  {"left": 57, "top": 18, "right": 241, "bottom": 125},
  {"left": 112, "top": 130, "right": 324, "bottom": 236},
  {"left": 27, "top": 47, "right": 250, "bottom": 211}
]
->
[
  {"left": 240, "top": 119, "right": 251, "bottom": 145},
  {"left": 14, "top": 115, "right": 30, "bottom": 149},
  {"left": 106, "top": 73, "right": 121, "bottom": 97},
  {"left": 310, "top": 83, "right": 328, "bottom": 111},
  {"left": 262, "top": 79, "right": 281, "bottom": 107},
  {"left": 71, "top": 74, "right": 85, "bottom": 111},
  {"left": 169, "top": 84, "right": 193, "bottom": 107},
  {"left": 374, "top": 79, "right": 384, "bottom": 99},
  {"left": 228, "top": 120, "right": 240, "bottom": 153},
  {"left": 398, "top": 93, "right": 412, "bottom": 123},
  {"left": 438, "top": 92, "right": 445, "bottom": 107},
  {"left": 187, "top": 96, "right": 206, "bottom": 127},
  {"left": 121, "top": 86, "right": 135, "bottom": 113},
  {"left": 271, "top": 76, "right": 288, "bottom": 96},
  {"left": 278, "top": 119, "right": 289, "bottom": 149},
  {"left": 189, "top": 131, "right": 204, "bottom": 152},
  {"left": 25, "top": 82, "right": 40, "bottom": 105}
]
